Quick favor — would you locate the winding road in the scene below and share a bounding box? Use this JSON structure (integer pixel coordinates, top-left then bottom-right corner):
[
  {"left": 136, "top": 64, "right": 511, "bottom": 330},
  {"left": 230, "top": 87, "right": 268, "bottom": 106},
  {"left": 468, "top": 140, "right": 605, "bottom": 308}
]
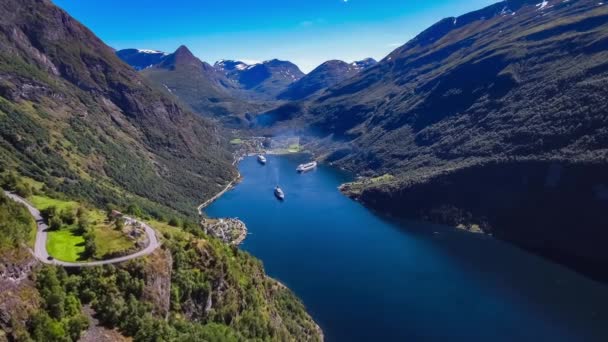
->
[{"left": 5, "top": 192, "right": 160, "bottom": 267}]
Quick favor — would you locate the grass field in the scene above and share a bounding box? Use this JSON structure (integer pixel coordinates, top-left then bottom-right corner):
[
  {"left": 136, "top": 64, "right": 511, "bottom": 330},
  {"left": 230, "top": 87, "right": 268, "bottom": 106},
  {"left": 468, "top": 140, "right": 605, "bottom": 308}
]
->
[
  {"left": 47, "top": 228, "right": 85, "bottom": 262},
  {"left": 29, "top": 195, "right": 78, "bottom": 211},
  {"left": 95, "top": 225, "right": 134, "bottom": 257},
  {"left": 230, "top": 138, "right": 243, "bottom": 145},
  {"left": 288, "top": 144, "right": 301, "bottom": 153}
]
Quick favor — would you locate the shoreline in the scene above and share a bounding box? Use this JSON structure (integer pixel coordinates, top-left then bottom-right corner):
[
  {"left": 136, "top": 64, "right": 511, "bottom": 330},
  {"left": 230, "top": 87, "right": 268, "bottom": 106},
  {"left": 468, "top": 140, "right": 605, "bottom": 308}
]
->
[
  {"left": 197, "top": 173, "right": 241, "bottom": 215},
  {"left": 197, "top": 154, "right": 243, "bottom": 215}
]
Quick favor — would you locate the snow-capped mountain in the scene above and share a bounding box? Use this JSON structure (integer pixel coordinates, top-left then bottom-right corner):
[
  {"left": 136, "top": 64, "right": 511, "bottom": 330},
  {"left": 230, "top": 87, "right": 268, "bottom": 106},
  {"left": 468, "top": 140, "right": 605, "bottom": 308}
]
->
[
  {"left": 116, "top": 48, "right": 168, "bottom": 70},
  {"left": 214, "top": 59, "right": 305, "bottom": 99},
  {"left": 278, "top": 58, "right": 377, "bottom": 100}
]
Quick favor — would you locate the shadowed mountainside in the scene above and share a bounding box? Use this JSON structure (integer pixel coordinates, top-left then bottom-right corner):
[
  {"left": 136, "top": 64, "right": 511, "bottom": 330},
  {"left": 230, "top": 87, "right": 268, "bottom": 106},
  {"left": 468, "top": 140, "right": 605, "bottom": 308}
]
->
[
  {"left": 278, "top": 58, "right": 377, "bottom": 101},
  {"left": 272, "top": 0, "right": 608, "bottom": 280}
]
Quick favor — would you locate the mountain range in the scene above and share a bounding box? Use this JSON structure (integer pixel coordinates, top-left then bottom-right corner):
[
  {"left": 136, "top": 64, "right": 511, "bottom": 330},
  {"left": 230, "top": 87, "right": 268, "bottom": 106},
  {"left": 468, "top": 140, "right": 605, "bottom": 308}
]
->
[
  {"left": 117, "top": 48, "right": 378, "bottom": 121},
  {"left": 117, "top": 48, "right": 307, "bottom": 99}
]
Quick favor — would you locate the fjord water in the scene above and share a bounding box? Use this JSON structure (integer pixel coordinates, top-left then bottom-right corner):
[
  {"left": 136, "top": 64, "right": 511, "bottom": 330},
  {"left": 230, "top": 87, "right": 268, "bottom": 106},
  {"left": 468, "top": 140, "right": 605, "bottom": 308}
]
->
[{"left": 206, "top": 155, "right": 608, "bottom": 342}]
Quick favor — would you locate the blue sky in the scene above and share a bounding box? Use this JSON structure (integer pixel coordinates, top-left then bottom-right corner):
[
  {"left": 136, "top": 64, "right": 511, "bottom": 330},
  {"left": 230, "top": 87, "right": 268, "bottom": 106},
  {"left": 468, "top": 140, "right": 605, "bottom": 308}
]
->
[{"left": 53, "top": 0, "right": 497, "bottom": 72}]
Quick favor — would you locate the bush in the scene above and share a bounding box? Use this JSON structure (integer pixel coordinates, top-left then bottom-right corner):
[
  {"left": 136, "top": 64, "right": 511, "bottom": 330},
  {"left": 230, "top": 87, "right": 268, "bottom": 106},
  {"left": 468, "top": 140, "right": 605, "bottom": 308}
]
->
[
  {"left": 0, "top": 171, "right": 19, "bottom": 190},
  {"left": 126, "top": 204, "right": 143, "bottom": 218},
  {"left": 60, "top": 209, "right": 75, "bottom": 225},
  {"left": 83, "top": 232, "right": 96, "bottom": 258},
  {"left": 41, "top": 206, "right": 58, "bottom": 221},
  {"left": 114, "top": 218, "right": 125, "bottom": 231},
  {"left": 49, "top": 216, "right": 62, "bottom": 231},
  {"left": 0, "top": 191, "right": 35, "bottom": 250},
  {"left": 14, "top": 182, "right": 32, "bottom": 198},
  {"left": 168, "top": 217, "right": 180, "bottom": 227}
]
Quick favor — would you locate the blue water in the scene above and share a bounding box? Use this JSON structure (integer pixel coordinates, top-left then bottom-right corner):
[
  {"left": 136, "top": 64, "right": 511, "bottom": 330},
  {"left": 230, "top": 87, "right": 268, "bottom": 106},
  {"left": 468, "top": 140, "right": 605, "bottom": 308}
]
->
[{"left": 206, "top": 154, "right": 608, "bottom": 342}]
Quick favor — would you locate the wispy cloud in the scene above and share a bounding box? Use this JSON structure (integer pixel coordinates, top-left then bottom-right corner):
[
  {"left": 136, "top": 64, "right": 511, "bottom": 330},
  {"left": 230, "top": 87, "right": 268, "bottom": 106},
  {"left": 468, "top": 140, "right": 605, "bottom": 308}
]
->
[
  {"left": 387, "top": 43, "right": 402, "bottom": 47},
  {"left": 299, "top": 18, "right": 326, "bottom": 27}
]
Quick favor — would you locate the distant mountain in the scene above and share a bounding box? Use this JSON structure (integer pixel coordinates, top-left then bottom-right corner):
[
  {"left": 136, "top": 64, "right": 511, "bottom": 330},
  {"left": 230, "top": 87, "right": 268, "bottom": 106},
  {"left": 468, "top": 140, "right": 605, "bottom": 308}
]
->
[
  {"left": 137, "top": 46, "right": 267, "bottom": 126},
  {"left": 214, "top": 59, "right": 250, "bottom": 77},
  {"left": 278, "top": 58, "right": 377, "bottom": 100},
  {"left": 116, "top": 48, "right": 168, "bottom": 70},
  {"left": 117, "top": 50, "right": 298, "bottom": 120},
  {"left": 214, "top": 59, "right": 304, "bottom": 99},
  {"left": 268, "top": 0, "right": 608, "bottom": 280}
]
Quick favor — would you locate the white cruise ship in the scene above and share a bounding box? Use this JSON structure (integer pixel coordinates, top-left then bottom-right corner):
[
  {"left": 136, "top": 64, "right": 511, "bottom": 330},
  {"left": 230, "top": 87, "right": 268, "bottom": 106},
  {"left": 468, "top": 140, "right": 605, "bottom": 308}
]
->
[
  {"left": 297, "top": 161, "right": 317, "bottom": 173},
  {"left": 274, "top": 186, "right": 285, "bottom": 200}
]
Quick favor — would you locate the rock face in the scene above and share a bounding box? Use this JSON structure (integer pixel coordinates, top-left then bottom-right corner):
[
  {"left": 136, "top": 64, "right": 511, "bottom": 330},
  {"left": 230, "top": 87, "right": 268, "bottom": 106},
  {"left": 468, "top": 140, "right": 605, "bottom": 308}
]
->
[
  {"left": 281, "top": 0, "right": 608, "bottom": 279},
  {"left": 142, "top": 248, "right": 173, "bottom": 318},
  {"left": 0, "top": 0, "right": 236, "bottom": 216},
  {"left": 0, "top": 252, "right": 39, "bottom": 337},
  {"left": 278, "top": 58, "right": 377, "bottom": 100}
]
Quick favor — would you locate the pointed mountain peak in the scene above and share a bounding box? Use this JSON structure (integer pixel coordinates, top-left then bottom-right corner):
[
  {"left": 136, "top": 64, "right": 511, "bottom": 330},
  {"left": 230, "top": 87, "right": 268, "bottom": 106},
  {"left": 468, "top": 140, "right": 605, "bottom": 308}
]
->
[
  {"left": 158, "top": 45, "right": 202, "bottom": 70},
  {"left": 174, "top": 45, "right": 194, "bottom": 56}
]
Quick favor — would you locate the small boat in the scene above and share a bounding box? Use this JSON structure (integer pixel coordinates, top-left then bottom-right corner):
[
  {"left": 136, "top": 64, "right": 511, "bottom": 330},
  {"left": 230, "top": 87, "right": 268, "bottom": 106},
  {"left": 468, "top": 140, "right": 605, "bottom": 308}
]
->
[
  {"left": 297, "top": 161, "right": 317, "bottom": 173},
  {"left": 257, "top": 154, "right": 267, "bottom": 164},
  {"left": 274, "top": 186, "right": 285, "bottom": 200}
]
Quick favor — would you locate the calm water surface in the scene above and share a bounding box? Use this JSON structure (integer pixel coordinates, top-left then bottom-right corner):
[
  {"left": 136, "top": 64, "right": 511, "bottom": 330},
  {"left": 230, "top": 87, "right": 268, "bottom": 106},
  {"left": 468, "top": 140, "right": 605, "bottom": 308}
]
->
[{"left": 206, "top": 154, "right": 608, "bottom": 342}]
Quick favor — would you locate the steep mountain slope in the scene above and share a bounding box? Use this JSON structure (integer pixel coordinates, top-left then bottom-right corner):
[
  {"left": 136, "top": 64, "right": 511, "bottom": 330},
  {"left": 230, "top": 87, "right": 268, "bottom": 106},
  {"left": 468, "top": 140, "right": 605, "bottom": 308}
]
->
[
  {"left": 0, "top": 0, "right": 237, "bottom": 217},
  {"left": 115, "top": 48, "right": 168, "bottom": 70},
  {"left": 278, "top": 58, "right": 377, "bottom": 100},
  {"left": 0, "top": 186, "right": 322, "bottom": 341},
  {"left": 288, "top": 0, "right": 608, "bottom": 279}
]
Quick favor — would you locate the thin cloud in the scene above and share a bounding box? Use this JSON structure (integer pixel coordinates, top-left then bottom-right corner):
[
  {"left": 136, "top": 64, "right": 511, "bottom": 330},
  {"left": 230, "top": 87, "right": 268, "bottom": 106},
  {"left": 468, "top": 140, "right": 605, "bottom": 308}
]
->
[{"left": 299, "top": 18, "right": 326, "bottom": 27}]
